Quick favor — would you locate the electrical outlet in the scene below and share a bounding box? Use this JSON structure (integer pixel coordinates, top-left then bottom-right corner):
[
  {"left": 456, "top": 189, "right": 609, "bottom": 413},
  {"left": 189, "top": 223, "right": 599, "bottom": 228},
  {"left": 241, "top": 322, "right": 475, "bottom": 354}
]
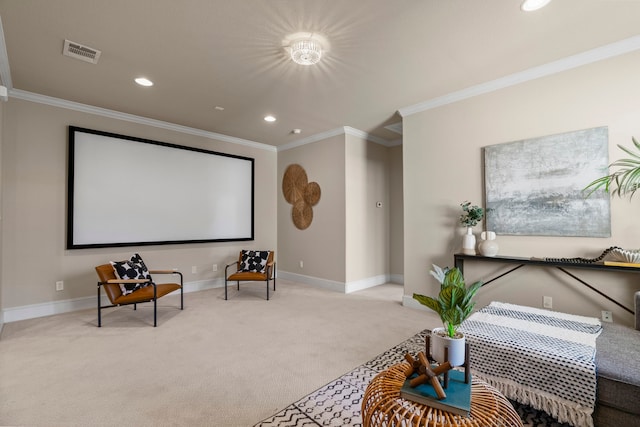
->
[
  {"left": 543, "top": 296, "right": 552, "bottom": 309},
  {"left": 56, "top": 281, "right": 64, "bottom": 291},
  {"left": 299, "top": 260, "right": 304, "bottom": 268},
  {"left": 191, "top": 265, "right": 197, "bottom": 274},
  {"left": 212, "top": 264, "right": 217, "bottom": 272},
  {"left": 601, "top": 310, "right": 613, "bottom": 322}
]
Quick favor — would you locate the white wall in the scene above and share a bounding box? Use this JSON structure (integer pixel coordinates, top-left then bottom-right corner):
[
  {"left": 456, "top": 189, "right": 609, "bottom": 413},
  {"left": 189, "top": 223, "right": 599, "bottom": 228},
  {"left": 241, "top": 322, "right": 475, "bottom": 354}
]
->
[
  {"left": 1, "top": 98, "right": 277, "bottom": 321},
  {"left": 403, "top": 51, "right": 640, "bottom": 327}
]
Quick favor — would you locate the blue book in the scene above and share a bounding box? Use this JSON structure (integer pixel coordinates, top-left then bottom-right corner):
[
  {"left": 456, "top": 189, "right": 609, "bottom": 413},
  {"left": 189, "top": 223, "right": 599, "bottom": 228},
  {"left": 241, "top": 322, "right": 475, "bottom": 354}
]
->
[{"left": 400, "top": 369, "right": 471, "bottom": 417}]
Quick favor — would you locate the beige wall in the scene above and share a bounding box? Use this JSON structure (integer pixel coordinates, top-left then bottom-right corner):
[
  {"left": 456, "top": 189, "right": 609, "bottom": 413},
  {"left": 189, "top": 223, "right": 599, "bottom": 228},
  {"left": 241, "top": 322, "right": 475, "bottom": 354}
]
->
[
  {"left": 345, "top": 133, "right": 390, "bottom": 283},
  {"left": 1, "top": 98, "right": 277, "bottom": 311},
  {"left": 403, "top": 51, "right": 640, "bottom": 327},
  {"left": 277, "top": 135, "right": 346, "bottom": 283},
  {"left": 0, "top": 96, "right": 3, "bottom": 331},
  {"left": 277, "top": 131, "right": 396, "bottom": 290},
  {"left": 388, "top": 145, "right": 403, "bottom": 280}
]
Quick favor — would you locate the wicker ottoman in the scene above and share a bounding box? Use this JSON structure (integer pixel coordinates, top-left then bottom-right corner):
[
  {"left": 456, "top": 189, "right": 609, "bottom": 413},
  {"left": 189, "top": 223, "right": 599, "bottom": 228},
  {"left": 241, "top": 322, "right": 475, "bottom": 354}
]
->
[{"left": 361, "top": 363, "right": 523, "bottom": 427}]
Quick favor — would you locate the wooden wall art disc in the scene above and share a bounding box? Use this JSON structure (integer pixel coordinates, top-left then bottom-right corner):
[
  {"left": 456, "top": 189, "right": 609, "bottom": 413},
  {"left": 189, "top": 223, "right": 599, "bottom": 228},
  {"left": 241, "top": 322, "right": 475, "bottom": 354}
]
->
[
  {"left": 303, "top": 181, "right": 321, "bottom": 206},
  {"left": 282, "top": 164, "right": 308, "bottom": 204},
  {"left": 292, "top": 200, "right": 313, "bottom": 230}
]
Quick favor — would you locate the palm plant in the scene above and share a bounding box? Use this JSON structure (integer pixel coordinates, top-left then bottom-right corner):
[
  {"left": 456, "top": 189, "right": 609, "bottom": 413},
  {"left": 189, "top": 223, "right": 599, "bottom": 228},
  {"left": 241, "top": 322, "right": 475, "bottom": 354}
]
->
[
  {"left": 413, "top": 265, "right": 482, "bottom": 338},
  {"left": 584, "top": 137, "right": 640, "bottom": 200}
]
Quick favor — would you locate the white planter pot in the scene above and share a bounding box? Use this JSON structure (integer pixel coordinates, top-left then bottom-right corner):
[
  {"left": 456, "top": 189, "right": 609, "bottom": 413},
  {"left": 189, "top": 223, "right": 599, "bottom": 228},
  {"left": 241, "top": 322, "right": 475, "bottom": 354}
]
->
[{"left": 431, "top": 327, "right": 466, "bottom": 367}]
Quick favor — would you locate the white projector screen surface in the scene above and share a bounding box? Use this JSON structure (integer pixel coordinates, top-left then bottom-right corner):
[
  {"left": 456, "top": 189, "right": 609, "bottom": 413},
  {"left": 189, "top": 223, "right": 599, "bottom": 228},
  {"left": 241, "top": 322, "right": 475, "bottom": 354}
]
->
[{"left": 67, "top": 126, "right": 254, "bottom": 249}]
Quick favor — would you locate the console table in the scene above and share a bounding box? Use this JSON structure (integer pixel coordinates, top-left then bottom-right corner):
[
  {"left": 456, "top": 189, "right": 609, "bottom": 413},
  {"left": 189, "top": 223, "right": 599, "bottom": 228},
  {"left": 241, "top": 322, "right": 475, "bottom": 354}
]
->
[{"left": 453, "top": 253, "right": 638, "bottom": 314}]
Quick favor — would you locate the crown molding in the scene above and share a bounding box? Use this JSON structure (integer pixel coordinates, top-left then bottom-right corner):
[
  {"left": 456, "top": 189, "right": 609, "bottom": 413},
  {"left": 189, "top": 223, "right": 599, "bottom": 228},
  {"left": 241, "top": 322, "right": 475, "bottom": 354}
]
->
[
  {"left": 277, "top": 127, "right": 347, "bottom": 151},
  {"left": 8, "top": 89, "right": 277, "bottom": 152},
  {"left": 398, "top": 35, "right": 640, "bottom": 118},
  {"left": 344, "top": 126, "right": 396, "bottom": 147},
  {"left": 0, "top": 17, "right": 12, "bottom": 90},
  {"left": 278, "top": 126, "right": 398, "bottom": 152}
]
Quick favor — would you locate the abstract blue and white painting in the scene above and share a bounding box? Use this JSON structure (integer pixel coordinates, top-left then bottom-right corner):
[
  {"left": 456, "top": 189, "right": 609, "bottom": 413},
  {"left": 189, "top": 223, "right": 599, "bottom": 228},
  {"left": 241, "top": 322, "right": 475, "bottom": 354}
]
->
[{"left": 484, "top": 126, "right": 610, "bottom": 237}]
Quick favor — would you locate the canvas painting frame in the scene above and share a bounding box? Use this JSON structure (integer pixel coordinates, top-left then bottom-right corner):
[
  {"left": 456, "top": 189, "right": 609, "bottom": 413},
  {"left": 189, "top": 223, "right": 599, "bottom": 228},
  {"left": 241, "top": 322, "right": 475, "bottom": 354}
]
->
[{"left": 484, "top": 127, "right": 610, "bottom": 237}]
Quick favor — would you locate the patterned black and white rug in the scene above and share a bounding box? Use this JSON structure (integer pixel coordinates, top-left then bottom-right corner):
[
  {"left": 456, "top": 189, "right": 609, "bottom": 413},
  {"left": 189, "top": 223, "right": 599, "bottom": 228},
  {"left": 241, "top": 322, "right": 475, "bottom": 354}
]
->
[{"left": 255, "top": 329, "right": 571, "bottom": 427}]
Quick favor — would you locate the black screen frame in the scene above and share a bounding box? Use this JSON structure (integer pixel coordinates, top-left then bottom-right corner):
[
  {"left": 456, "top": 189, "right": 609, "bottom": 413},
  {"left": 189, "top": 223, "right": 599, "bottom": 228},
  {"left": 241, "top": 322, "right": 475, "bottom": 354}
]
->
[{"left": 67, "top": 126, "right": 254, "bottom": 249}]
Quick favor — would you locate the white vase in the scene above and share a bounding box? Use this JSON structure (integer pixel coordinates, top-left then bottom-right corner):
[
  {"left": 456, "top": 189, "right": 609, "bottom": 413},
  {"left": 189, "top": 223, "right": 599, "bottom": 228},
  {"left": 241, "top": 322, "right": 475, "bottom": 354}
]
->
[
  {"left": 461, "top": 227, "right": 476, "bottom": 255},
  {"left": 430, "top": 328, "right": 466, "bottom": 367},
  {"left": 478, "top": 231, "right": 499, "bottom": 257}
]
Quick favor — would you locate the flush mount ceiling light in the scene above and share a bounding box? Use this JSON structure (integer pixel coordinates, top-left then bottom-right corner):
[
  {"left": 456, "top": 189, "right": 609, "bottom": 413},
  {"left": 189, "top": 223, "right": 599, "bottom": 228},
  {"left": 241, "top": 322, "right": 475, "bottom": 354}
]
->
[
  {"left": 134, "top": 77, "right": 153, "bottom": 87},
  {"left": 521, "top": 0, "right": 552, "bottom": 11},
  {"left": 264, "top": 115, "right": 276, "bottom": 122},
  {"left": 283, "top": 32, "right": 329, "bottom": 66},
  {"left": 291, "top": 38, "right": 322, "bottom": 65}
]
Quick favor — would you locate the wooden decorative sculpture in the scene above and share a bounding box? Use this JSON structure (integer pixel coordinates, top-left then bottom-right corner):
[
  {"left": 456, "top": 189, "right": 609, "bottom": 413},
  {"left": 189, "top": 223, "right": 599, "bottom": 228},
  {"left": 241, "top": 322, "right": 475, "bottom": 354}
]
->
[
  {"left": 282, "top": 164, "right": 321, "bottom": 230},
  {"left": 404, "top": 352, "right": 452, "bottom": 400}
]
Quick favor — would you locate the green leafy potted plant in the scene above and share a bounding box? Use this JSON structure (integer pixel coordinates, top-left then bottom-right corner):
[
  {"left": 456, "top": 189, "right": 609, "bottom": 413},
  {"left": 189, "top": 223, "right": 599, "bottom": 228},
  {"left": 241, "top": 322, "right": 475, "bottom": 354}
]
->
[
  {"left": 459, "top": 201, "right": 486, "bottom": 255},
  {"left": 413, "top": 265, "right": 482, "bottom": 366},
  {"left": 460, "top": 201, "right": 485, "bottom": 227},
  {"left": 583, "top": 136, "right": 640, "bottom": 200}
]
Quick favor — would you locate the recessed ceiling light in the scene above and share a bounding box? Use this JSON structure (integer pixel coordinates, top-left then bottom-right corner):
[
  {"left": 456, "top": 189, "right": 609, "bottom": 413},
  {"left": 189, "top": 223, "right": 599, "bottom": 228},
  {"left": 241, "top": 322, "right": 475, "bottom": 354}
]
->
[
  {"left": 264, "top": 115, "right": 276, "bottom": 122},
  {"left": 134, "top": 77, "right": 153, "bottom": 87},
  {"left": 521, "top": 0, "right": 551, "bottom": 11},
  {"left": 214, "top": 106, "right": 225, "bottom": 111}
]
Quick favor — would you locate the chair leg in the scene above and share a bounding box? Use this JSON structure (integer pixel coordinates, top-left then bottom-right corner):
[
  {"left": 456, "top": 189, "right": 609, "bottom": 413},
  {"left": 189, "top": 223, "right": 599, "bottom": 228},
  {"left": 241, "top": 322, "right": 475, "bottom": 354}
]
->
[
  {"left": 237, "top": 281, "right": 240, "bottom": 291},
  {"left": 153, "top": 286, "right": 157, "bottom": 327},
  {"left": 224, "top": 277, "right": 228, "bottom": 300},
  {"left": 97, "top": 283, "right": 102, "bottom": 327},
  {"left": 266, "top": 279, "right": 269, "bottom": 300}
]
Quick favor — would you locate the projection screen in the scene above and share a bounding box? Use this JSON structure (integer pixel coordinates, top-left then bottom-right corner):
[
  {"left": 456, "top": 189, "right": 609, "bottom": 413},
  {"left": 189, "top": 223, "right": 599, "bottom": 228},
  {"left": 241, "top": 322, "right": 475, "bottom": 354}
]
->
[{"left": 67, "top": 126, "right": 254, "bottom": 249}]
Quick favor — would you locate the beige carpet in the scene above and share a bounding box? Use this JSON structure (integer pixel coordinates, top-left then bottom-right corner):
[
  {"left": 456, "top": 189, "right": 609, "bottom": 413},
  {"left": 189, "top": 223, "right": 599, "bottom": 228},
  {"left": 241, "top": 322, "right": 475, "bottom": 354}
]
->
[{"left": 0, "top": 280, "right": 441, "bottom": 427}]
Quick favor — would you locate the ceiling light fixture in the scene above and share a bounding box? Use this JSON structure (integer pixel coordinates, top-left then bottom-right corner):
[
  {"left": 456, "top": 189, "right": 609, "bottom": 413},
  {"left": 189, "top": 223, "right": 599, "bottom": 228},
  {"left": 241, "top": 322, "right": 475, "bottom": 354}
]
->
[
  {"left": 290, "top": 38, "right": 322, "bottom": 65},
  {"left": 521, "top": 0, "right": 552, "bottom": 11},
  {"left": 135, "top": 77, "right": 153, "bottom": 87},
  {"left": 264, "top": 115, "right": 276, "bottom": 122},
  {"left": 283, "top": 32, "right": 328, "bottom": 66}
]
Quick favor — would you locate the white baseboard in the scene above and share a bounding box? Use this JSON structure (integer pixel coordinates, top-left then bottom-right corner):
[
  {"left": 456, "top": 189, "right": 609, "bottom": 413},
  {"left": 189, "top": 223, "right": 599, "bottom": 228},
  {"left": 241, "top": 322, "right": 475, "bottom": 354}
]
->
[
  {"left": 1, "top": 278, "right": 223, "bottom": 324},
  {"left": 277, "top": 271, "right": 345, "bottom": 292},
  {"left": 277, "top": 271, "right": 396, "bottom": 294},
  {"left": 389, "top": 274, "right": 404, "bottom": 285},
  {"left": 2, "top": 274, "right": 404, "bottom": 324},
  {"left": 345, "top": 274, "right": 390, "bottom": 293}
]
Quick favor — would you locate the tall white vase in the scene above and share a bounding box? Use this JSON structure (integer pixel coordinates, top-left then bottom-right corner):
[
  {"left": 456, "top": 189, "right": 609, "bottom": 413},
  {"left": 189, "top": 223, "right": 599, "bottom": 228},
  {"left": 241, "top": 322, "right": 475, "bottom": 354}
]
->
[{"left": 461, "top": 227, "right": 476, "bottom": 255}]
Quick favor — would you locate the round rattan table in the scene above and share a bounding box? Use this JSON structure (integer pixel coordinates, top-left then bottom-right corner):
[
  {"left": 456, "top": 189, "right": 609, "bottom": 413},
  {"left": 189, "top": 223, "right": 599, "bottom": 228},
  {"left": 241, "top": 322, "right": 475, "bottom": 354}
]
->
[{"left": 361, "top": 363, "right": 523, "bottom": 427}]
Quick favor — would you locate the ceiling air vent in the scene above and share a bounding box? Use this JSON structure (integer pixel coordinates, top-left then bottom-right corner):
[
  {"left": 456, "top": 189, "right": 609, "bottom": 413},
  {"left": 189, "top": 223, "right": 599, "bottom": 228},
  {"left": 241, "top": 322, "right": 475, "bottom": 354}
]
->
[{"left": 62, "top": 39, "right": 101, "bottom": 64}]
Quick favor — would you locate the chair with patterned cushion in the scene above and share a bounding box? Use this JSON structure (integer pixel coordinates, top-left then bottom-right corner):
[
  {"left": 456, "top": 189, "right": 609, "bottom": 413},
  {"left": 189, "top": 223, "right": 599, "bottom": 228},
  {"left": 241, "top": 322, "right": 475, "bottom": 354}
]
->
[
  {"left": 225, "top": 250, "right": 276, "bottom": 300},
  {"left": 95, "top": 253, "right": 183, "bottom": 327}
]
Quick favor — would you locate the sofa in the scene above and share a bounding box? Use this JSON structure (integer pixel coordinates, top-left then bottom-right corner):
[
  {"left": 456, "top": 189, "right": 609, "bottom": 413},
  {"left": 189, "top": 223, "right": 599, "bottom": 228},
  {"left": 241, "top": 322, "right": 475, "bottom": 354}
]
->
[{"left": 593, "top": 291, "right": 640, "bottom": 426}]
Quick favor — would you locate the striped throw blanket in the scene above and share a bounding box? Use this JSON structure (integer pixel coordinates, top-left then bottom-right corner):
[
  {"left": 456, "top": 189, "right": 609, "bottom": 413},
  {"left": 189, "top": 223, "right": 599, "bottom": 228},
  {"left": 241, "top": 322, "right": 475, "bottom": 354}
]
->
[{"left": 460, "top": 302, "right": 602, "bottom": 427}]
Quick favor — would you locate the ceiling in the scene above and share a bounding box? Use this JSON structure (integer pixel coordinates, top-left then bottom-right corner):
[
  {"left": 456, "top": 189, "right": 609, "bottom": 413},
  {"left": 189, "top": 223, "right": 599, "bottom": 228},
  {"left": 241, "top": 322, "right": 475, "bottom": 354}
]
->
[{"left": 0, "top": 0, "right": 639, "bottom": 147}]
